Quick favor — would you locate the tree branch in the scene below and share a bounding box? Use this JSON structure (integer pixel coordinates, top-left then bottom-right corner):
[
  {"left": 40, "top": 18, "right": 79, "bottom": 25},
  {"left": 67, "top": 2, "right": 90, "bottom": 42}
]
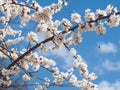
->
[{"left": 6, "top": 11, "right": 120, "bottom": 69}]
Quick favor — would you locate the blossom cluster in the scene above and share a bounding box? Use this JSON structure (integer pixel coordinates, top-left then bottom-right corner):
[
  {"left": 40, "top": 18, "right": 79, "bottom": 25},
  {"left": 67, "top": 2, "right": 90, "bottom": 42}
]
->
[{"left": 0, "top": 0, "right": 120, "bottom": 90}]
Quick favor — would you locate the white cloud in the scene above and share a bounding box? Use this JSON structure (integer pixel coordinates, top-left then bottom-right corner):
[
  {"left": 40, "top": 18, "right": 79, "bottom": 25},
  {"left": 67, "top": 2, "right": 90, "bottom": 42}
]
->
[
  {"left": 93, "top": 59, "right": 120, "bottom": 75},
  {"left": 97, "top": 42, "right": 117, "bottom": 53},
  {"left": 102, "top": 59, "right": 120, "bottom": 71},
  {"left": 98, "top": 81, "right": 120, "bottom": 90}
]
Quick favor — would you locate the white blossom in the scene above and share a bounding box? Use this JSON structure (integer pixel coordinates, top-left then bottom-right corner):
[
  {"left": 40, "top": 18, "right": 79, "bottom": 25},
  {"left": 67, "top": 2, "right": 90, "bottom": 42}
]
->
[
  {"left": 27, "top": 31, "right": 38, "bottom": 42},
  {"left": 96, "top": 9, "right": 107, "bottom": 17},
  {"left": 69, "top": 75, "right": 77, "bottom": 84},
  {"left": 36, "top": 23, "right": 48, "bottom": 32},
  {"left": 10, "top": 66, "right": 20, "bottom": 74},
  {"left": 105, "top": 4, "right": 114, "bottom": 13},
  {"left": 54, "top": 33, "right": 65, "bottom": 48},
  {"left": 22, "top": 74, "right": 30, "bottom": 81},
  {"left": 85, "top": 9, "right": 96, "bottom": 21},
  {"left": 2, "top": 76, "right": 12, "bottom": 86},
  {"left": 32, "top": 64, "right": 40, "bottom": 71},
  {"left": 71, "top": 12, "right": 81, "bottom": 23},
  {"left": 5, "top": 37, "right": 24, "bottom": 46},
  {"left": 72, "top": 32, "right": 83, "bottom": 44},
  {"left": 43, "top": 58, "right": 56, "bottom": 66},
  {"left": 107, "top": 14, "right": 120, "bottom": 27},
  {"left": 69, "top": 48, "right": 77, "bottom": 56},
  {"left": 61, "top": 18, "right": 72, "bottom": 28},
  {"left": 96, "top": 23, "right": 106, "bottom": 34},
  {"left": 35, "top": 83, "right": 43, "bottom": 90},
  {"left": 1, "top": 68, "right": 10, "bottom": 76},
  {"left": 31, "top": 11, "right": 51, "bottom": 23}
]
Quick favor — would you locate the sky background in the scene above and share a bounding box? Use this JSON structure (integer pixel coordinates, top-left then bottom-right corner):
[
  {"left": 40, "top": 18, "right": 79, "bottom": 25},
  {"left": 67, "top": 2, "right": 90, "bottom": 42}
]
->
[{"left": 1, "top": 0, "right": 120, "bottom": 90}]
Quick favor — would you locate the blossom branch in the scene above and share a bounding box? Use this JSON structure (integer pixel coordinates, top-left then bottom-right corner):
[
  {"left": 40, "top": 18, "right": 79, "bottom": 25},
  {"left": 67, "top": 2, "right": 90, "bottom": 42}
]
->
[{"left": 6, "top": 10, "right": 120, "bottom": 70}]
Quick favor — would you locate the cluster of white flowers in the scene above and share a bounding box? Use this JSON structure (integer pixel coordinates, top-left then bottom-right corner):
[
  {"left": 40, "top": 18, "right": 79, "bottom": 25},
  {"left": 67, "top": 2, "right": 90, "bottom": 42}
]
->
[
  {"left": 64, "top": 37, "right": 73, "bottom": 46},
  {"left": 31, "top": 1, "right": 43, "bottom": 11},
  {"left": 61, "top": 18, "right": 72, "bottom": 28},
  {"left": 44, "top": 77, "right": 50, "bottom": 87},
  {"left": 5, "top": 37, "right": 24, "bottom": 46},
  {"left": 36, "top": 23, "right": 48, "bottom": 33},
  {"left": 69, "top": 75, "right": 98, "bottom": 90},
  {"left": 52, "top": 67, "right": 74, "bottom": 85},
  {"left": 35, "top": 83, "right": 43, "bottom": 90},
  {"left": 107, "top": 14, "right": 120, "bottom": 27},
  {"left": 19, "top": 52, "right": 56, "bottom": 72},
  {"left": 32, "top": 0, "right": 65, "bottom": 23},
  {"left": 0, "top": 0, "right": 120, "bottom": 90},
  {"left": 73, "top": 55, "right": 97, "bottom": 80},
  {"left": 0, "top": 76, "right": 11, "bottom": 87},
  {"left": 4, "top": 26, "right": 22, "bottom": 36},
  {"left": 27, "top": 31, "right": 38, "bottom": 42},
  {"left": 39, "top": 43, "right": 48, "bottom": 53},
  {"left": 0, "top": 27, "right": 22, "bottom": 41},
  {"left": 1, "top": 66, "right": 19, "bottom": 76},
  {"left": 85, "top": 9, "right": 96, "bottom": 21},
  {"left": 105, "top": 4, "right": 118, "bottom": 13},
  {"left": 96, "top": 9, "right": 107, "bottom": 17},
  {"left": 54, "top": 33, "right": 65, "bottom": 47},
  {"left": 19, "top": 60, "right": 29, "bottom": 70},
  {"left": 71, "top": 12, "right": 81, "bottom": 23},
  {"left": 96, "top": 23, "right": 106, "bottom": 34},
  {"left": 32, "top": 11, "right": 51, "bottom": 23},
  {"left": 72, "top": 32, "right": 83, "bottom": 44}
]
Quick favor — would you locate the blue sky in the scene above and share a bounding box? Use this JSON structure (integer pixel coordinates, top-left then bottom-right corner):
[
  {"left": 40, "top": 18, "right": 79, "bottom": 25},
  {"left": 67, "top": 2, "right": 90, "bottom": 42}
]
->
[{"left": 1, "top": 0, "right": 120, "bottom": 90}]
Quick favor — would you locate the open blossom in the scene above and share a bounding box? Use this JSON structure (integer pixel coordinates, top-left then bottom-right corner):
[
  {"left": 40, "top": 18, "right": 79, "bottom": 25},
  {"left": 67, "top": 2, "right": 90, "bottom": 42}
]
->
[
  {"left": 85, "top": 9, "right": 96, "bottom": 21},
  {"left": 5, "top": 37, "right": 24, "bottom": 46},
  {"left": 27, "top": 31, "right": 38, "bottom": 42},
  {"left": 43, "top": 58, "right": 56, "bottom": 66},
  {"left": 72, "top": 32, "right": 83, "bottom": 44},
  {"left": 96, "top": 23, "right": 106, "bottom": 34},
  {"left": 35, "top": 83, "right": 43, "bottom": 90},
  {"left": 61, "top": 18, "right": 72, "bottom": 28},
  {"left": 22, "top": 74, "right": 30, "bottom": 81},
  {"left": 36, "top": 23, "right": 48, "bottom": 32},
  {"left": 2, "top": 76, "right": 12, "bottom": 86},
  {"left": 10, "top": 66, "right": 20, "bottom": 74},
  {"left": 1, "top": 68, "right": 10, "bottom": 76},
  {"left": 69, "top": 75, "right": 77, "bottom": 84},
  {"left": 54, "top": 33, "right": 65, "bottom": 46},
  {"left": 69, "top": 48, "right": 77, "bottom": 56},
  {"left": 107, "top": 14, "right": 120, "bottom": 27},
  {"left": 32, "top": 11, "right": 51, "bottom": 23},
  {"left": 71, "top": 12, "right": 81, "bottom": 23},
  {"left": 32, "top": 64, "right": 40, "bottom": 71},
  {"left": 105, "top": 4, "right": 114, "bottom": 13},
  {"left": 87, "top": 72, "right": 97, "bottom": 80},
  {"left": 96, "top": 9, "right": 107, "bottom": 17}
]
